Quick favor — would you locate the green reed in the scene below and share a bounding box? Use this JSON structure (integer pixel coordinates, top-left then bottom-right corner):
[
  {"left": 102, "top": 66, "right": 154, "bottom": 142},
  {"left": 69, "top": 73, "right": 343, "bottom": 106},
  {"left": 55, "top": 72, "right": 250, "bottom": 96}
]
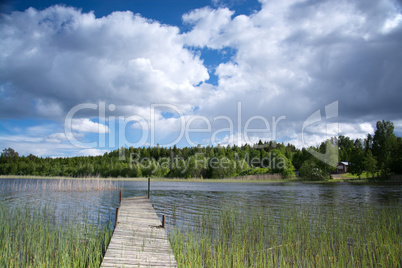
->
[
  {"left": 169, "top": 205, "right": 401, "bottom": 267},
  {"left": 0, "top": 203, "right": 113, "bottom": 267}
]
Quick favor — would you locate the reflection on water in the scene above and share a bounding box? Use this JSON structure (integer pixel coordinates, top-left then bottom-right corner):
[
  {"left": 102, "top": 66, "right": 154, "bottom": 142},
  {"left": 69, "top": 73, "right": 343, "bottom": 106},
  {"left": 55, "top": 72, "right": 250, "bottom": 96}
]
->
[{"left": 1, "top": 179, "right": 401, "bottom": 229}]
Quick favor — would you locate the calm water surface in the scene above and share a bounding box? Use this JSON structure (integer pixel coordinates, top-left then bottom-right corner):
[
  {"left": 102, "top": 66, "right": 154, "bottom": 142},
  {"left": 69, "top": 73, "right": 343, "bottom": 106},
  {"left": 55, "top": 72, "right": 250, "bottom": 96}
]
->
[{"left": 1, "top": 179, "right": 401, "bottom": 228}]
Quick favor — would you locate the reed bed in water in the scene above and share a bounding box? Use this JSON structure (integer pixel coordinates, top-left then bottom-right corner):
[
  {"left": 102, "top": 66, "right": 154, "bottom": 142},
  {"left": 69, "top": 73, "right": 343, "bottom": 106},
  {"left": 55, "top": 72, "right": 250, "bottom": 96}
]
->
[
  {"left": 234, "top": 173, "right": 283, "bottom": 181},
  {"left": 0, "top": 203, "right": 113, "bottom": 267},
  {"left": 0, "top": 178, "right": 120, "bottom": 192},
  {"left": 169, "top": 205, "right": 401, "bottom": 267}
]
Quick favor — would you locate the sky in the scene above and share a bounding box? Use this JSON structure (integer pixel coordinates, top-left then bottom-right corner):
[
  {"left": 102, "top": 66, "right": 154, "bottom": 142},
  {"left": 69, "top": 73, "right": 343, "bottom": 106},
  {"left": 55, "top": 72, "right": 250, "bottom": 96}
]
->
[{"left": 0, "top": 0, "right": 401, "bottom": 157}]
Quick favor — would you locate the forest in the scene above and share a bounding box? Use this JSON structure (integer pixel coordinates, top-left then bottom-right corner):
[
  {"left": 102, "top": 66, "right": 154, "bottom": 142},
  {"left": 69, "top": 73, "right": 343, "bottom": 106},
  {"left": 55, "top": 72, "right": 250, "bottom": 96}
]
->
[{"left": 1, "top": 120, "right": 401, "bottom": 180}]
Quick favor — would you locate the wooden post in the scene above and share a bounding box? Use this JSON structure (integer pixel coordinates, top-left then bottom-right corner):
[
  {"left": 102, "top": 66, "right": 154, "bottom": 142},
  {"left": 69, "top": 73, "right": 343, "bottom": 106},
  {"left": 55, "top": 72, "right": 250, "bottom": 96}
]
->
[
  {"left": 162, "top": 215, "right": 165, "bottom": 228},
  {"left": 115, "top": 207, "right": 119, "bottom": 228},
  {"left": 119, "top": 191, "right": 122, "bottom": 204},
  {"left": 147, "top": 177, "right": 150, "bottom": 199}
]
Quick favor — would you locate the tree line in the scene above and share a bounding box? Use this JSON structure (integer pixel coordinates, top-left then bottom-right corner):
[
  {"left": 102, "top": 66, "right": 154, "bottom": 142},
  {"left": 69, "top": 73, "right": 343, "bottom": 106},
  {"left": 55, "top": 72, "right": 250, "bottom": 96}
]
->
[{"left": 0, "top": 120, "right": 400, "bottom": 180}]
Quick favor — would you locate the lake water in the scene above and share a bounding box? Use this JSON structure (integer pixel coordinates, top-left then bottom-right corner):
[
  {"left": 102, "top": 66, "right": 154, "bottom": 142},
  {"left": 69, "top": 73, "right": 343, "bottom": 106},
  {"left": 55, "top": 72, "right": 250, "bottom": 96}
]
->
[{"left": 1, "top": 179, "right": 401, "bottom": 229}]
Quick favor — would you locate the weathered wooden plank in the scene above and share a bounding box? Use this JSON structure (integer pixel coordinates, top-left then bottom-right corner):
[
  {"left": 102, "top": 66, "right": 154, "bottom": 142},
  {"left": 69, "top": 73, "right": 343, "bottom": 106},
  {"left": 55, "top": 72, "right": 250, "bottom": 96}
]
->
[{"left": 101, "top": 196, "right": 177, "bottom": 268}]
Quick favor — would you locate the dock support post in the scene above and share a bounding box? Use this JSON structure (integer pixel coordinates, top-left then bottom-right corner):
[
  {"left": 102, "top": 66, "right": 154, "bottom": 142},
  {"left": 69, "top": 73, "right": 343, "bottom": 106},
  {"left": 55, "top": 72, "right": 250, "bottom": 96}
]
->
[
  {"left": 162, "top": 215, "right": 165, "bottom": 228},
  {"left": 148, "top": 178, "right": 150, "bottom": 199},
  {"left": 119, "top": 191, "right": 122, "bottom": 204},
  {"left": 115, "top": 207, "right": 119, "bottom": 228}
]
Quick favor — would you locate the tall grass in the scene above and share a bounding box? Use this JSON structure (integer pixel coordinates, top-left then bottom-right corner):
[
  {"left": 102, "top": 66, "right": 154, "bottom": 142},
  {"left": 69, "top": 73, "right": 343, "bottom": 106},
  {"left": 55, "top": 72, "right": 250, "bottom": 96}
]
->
[
  {"left": 169, "top": 205, "right": 401, "bottom": 267},
  {"left": 0, "top": 203, "right": 113, "bottom": 267},
  {"left": 234, "top": 173, "right": 284, "bottom": 181},
  {"left": 0, "top": 178, "right": 120, "bottom": 192}
]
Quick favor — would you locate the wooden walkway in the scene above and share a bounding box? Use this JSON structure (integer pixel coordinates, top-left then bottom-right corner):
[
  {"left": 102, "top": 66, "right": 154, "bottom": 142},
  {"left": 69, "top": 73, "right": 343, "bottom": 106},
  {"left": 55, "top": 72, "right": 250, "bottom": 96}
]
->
[{"left": 101, "top": 196, "right": 177, "bottom": 268}]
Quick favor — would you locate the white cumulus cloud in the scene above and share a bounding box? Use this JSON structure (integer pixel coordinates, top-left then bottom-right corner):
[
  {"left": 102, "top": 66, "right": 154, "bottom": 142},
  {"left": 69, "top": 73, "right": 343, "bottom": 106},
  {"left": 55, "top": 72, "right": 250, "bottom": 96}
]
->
[
  {"left": 71, "top": 118, "right": 109, "bottom": 133},
  {"left": 0, "top": 5, "right": 210, "bottom": 119}
]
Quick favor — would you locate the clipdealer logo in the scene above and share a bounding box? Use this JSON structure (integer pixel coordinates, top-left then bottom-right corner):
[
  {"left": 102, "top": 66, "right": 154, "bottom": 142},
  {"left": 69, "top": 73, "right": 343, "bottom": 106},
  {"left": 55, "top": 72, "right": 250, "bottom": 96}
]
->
[{"left": 63, "top": 100, "right": 338, "bottom": 167}]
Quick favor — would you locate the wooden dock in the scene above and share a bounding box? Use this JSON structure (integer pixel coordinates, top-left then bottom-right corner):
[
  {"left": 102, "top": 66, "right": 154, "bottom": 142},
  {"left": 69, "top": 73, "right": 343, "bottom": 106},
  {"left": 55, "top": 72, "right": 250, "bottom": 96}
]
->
[{"left": 101, "top": 196, "right": 177, "bottom": 268}]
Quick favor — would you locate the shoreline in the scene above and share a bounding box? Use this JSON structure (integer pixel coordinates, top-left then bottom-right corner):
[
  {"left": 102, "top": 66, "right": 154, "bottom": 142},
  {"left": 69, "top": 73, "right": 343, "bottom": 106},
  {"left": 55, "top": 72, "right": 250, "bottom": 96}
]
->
[
  {"left": 0, "top": 175, "right": 293, "bottom": 183},
  {"left": 2, "top": 174, "right": 399, "bottom": 184}
]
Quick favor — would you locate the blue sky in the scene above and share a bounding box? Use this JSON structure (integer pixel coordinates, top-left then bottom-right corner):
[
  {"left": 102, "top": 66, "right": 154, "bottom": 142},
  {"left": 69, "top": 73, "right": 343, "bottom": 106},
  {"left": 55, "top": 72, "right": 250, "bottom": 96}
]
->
[{"left": 1, "top": 0, "right": 402, "bottom": 157}]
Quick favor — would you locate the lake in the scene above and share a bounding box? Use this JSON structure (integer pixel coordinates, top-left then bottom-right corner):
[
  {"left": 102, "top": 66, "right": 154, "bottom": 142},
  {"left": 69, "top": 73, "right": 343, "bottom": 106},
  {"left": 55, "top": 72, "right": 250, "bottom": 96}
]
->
[{"left": 1, "top": 178, "right": 401, "bottom": 230}]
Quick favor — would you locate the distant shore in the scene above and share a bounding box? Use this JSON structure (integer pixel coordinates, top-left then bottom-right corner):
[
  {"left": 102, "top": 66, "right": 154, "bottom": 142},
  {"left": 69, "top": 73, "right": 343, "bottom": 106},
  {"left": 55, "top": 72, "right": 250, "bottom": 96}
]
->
[{"left": 2, "top": 174, "right": 400, "bottom": 184}]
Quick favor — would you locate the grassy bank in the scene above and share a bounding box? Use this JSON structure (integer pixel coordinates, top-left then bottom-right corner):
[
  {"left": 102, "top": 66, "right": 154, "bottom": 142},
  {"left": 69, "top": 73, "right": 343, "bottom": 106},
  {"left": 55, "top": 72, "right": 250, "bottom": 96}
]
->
[
  {"left": 169, "top": 205, "right": 401, "bottom": 267},
  {"left": 338, "top": 171, "right": 375, "bottom": 179},
  {"left": 0, "top": 204, "right": 113, "bottom": 267},
  {"left": 332, "top": 173, "right": 402, "bottom": 183}
]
